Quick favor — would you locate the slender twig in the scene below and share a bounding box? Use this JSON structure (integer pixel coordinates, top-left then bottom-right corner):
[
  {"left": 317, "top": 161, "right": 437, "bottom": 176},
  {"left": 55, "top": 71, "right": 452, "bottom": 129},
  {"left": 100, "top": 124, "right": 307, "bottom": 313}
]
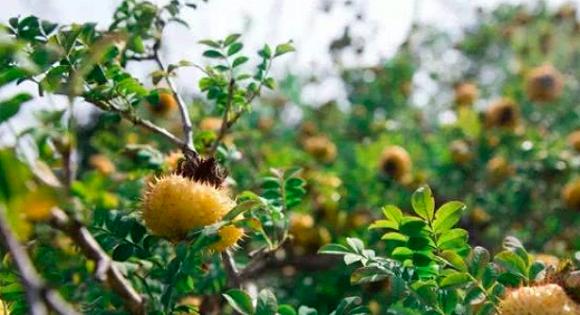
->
[
  {"left": 50, "top": 208, "right": 146, "bottom": 315},
  {"left": 153, "top": 49, "right": 195, "bottom": 153},
  {"left": 0, "top": 206, "right": 79, "bottom": 315},
  {"left": 221, "top": 250, "right": 241, "bottom": 289},
  {"left": 90, "top": 99, "right": 195, "bottom": 156},
  {"left": 208, "top": 79, "right": 235, "bottom": 155},
  {"left": 208, "top": 57, "right": 273, "bottom": 156}
]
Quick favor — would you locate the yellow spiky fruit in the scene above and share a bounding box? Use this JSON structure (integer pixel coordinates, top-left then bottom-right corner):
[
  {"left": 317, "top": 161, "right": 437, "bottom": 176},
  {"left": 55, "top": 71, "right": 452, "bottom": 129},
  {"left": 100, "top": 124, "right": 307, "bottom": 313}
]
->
[
  {"left": 209, "top": 225, "right": 244, "bottom": 252},
  {"left": 89, "top": 154, "right": 116, "bottom": 176},
  {"left": 485, "top": 98, "right": 519, "bottom": 130},
  {"left": 454, "top": 82, "right": 479, "bottom": 107},
  {"left": 562, "top": 179, "right": 580, "bottom": 211},
  {"left": 525, "top": 64, "right": 564, "bottom": 103},
  {"left": 567, "top": 131, "right": 580, "bottom": 152},
  {"left": 499, "top": 284, "right": 580, "bottom": 315},
  {"left": 303, "top": 135, "right": 337, "bottom": 163},
  {"left": 141, "top": 174, "right": 235, "bottom": 241},
  {"left": 379, "top": 146, "right": 412, "bottom": 183}
]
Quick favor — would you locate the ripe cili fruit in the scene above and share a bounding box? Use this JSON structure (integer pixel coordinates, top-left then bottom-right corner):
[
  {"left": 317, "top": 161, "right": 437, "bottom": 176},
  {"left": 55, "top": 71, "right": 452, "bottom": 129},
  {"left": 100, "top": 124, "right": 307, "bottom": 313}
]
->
[
  {"left": 303, "top": 135, "right": 337, "bottom": 163},
  {"left": 141, "top": 156, "right": 235, "bottom": 241},
  {"left": 18, "top": 187, "right": 58, "bottom": 222},
  {"left": 486, "top": 156, "right": 514, "bottom": 184},
  {"left": 379, "top": 146, "right": 412, "bottom": 183},
  {"left": 567, "top": 131, "right": 580, "bottom": 152},
  {"left": 449, "top": 140, "right": 473, "bottom": 165},
  {"left": 454, "top": 82, "right": 479, "bottom": 107},
  {"left": 147, "top": 90, "right": 177, "bottom": 115},
  {"left": 209, "top": 225, "right": 244, "bottom": 252},
  {"left": 199, "top": 117, "right": 223, "bottom": 132},
  {"left": 525, "top": 64, "right": 564, "bottom": 103},
  {"left": 89, "top": 154, "right": 116, "bottom": 176},
  {"left": 562, "top": 179, "right": 580, "bottom": 211},
  {"left": 289, "top": 213, "right": 330, "bottom": 255},
  {"left": 485, "top": 98, "right": 519, "bottom": 130},
  {"left": 498, "top": 284, "right": 580, "bottom": 315}
]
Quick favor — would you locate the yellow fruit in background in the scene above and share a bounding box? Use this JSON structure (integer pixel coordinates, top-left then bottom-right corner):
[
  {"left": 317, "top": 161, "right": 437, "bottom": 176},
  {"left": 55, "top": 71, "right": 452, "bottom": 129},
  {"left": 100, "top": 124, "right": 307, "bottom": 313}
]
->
[
  {"left": 562, "top": 179, "right": 580, "bottom": 211},
  {"left": 176, "top": 295, "right": 202, "bottom": 315},
  {"left": 485, "top": 98, "right": 519, "bottom": 130},
  {"left": 148, "top": 91, "right": 177, "bottom": 115},
  {"left": 19, "top": 188, "right": 57, "bottom": 221},
  {"left": 533, "top": 254, "right": 560, "bottom": 269},
  {"left": 525, "top": 64, "right": 564, "bottom": 103},
  {"left": 209, "top": 225, "right": 244, "bottom": 252},
  {"left": 470, "top": 207, "right": 491, "bottom": 225},
  {"left": 454, "top": 82, "right": 479, "bottom": 107},
  {"left": 164, "top": 151, "right": 184, "bottom": 171},
  {"left": 89, "top": 154, "right": 116, "bottom": 176},
  {"left": 379, "top": 146, "right": 412, "bottom": 183},
  {"left": 449, "top": 140, "right": 474, "bottom": 165},
  {"left": 199, "top": 117, "right": 223, "bottom": 132},
  {"left": 303, "top": 135, "right": 337, "bottom": 163},
  {"left": 289, "top": 213, "right": 330, "bottom": 254},
  {"left": 486, "top": 156, "right": 514, "bottom": 184},
  {"left": 567, "top": 131, "right": 580, "bottom": 152},
  {"left": 141, "top": 174, "right": 235, "bottom": 241},
  {"left": 258, "top": 116, "right": 274, "bottom": 132},
  {"left": 498, "top": 284, "right": 580, "bottom": 314}
]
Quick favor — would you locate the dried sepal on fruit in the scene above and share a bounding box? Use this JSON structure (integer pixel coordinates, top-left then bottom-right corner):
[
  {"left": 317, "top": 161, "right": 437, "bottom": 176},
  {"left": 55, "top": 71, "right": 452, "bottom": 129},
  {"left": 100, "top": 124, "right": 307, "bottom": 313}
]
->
[
  {"left": 379, "top": 146, "right": 413, "bottom": 183},
  {"left": 525, "top": 64, "right": 564, "bottom": 103},
  {"left": 498, "top": 284, "right": 580, "bottom": 315},
  {"left": 485, "top": 98, "right": 519, "bottom": 130}
]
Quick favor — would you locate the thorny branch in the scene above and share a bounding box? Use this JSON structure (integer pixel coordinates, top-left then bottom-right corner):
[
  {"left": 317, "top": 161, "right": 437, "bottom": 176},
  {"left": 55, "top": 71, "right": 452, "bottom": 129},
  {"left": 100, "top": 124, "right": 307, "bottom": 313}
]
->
[
  {"left": 0, "top": 206, "right": 79, "bottom": 315},
  {"left": 153, "top": 47, "right": 196, "bottom": 154},
  {"left": 50, "top": 208, "right": 146, "bottom": 315},
  {"left": 90, "top": 99, "right": 196, "bottom": 156}
]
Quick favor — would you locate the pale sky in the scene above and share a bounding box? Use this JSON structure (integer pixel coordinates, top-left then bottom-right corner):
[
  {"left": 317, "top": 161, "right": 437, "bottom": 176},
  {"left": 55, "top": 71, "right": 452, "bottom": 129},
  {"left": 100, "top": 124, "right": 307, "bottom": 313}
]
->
[{"left": 0, "top": 0, "right": 578, "bottom": 145}]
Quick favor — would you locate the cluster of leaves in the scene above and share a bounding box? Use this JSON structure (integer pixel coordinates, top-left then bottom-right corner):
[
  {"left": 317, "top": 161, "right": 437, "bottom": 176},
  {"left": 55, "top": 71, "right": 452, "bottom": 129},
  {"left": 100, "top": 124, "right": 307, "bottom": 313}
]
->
[
  {"left": 321, "top": 185, "right": 554, "bottom": 314},
  {"left": 224, "top": 289, "right": 368, "bottom": 315}
]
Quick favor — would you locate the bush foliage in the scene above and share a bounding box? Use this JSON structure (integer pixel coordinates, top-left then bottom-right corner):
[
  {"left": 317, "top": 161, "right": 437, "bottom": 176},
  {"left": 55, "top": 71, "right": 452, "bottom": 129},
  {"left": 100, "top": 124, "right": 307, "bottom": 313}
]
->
[{"left": 0, "top": 1, "right": 579, "bottom": 314}]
